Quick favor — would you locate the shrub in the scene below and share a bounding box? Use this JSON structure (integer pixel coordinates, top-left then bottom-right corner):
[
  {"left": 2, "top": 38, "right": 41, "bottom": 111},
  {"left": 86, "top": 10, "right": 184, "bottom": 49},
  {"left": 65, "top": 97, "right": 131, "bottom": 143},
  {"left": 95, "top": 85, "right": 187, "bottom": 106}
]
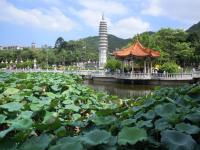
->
[
  {"left": 105, "top": 59, "right": 122, "bottom": 72},
  {"left": 160, "top": 62, "right": 180, "bottom": 73}
]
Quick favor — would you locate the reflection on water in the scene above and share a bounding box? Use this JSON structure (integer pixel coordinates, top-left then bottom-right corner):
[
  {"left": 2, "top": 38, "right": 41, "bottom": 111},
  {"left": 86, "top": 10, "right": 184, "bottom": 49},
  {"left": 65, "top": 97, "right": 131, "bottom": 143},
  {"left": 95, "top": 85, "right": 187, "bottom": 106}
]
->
[{"left": 84, "top": 80, "right": 157, "bottom": 98}]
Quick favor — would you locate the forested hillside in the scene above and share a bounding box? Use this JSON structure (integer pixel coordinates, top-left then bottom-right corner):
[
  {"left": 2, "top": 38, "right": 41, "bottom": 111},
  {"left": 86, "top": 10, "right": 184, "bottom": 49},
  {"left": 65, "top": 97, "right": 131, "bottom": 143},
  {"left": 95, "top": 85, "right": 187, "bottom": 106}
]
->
[
  {"left": 80, "top": 34, "right": 131, "bottom": 52},
  {"left": 187, "top": 21, "right": 200, "bottom": 36}
]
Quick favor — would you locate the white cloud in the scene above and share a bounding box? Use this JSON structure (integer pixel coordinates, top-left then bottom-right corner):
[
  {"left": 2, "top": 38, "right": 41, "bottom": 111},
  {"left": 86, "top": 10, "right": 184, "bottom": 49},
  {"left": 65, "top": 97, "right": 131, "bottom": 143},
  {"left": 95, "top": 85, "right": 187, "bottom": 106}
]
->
[
  {"left": 72, "top": 0, "right": 129, "bottom": 29},
  {"left": 71, "top": 0, "right": 150, "bottom": 38},
  {"left": 110, "top": 17, "right": 150, "bottom": 38},
  {"left": 142, "top": 0, "right": 200, "bottom": 24},
  {"left": 78, "top": 0, "right": 128, "bottom": 15},
  {"left": 142, "top": 0, "right": 163, "bottom": 16},
  {"left": 0, "top": 0, "right": 76, "bottom": 32},
  {"left": 41, "top": 0, "right": 62, "bottom": 6},
  {"left": 71, "top": 9, "right": 112, "bottom": 29}
]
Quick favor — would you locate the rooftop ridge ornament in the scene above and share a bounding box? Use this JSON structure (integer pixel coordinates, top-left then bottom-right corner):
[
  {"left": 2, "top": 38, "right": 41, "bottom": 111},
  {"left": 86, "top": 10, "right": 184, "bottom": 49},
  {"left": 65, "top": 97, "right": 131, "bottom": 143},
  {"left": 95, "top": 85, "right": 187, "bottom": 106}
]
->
[{"left": 136, "top": 34, "right": 139, "bottom": 42}]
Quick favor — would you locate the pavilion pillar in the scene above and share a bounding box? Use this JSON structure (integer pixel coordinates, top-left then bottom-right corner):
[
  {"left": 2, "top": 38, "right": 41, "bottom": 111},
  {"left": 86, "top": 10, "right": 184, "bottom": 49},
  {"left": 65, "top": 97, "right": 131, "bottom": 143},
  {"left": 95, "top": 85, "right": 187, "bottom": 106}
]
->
[
  {"left": 131, "top": 59, "right": 134, "bottom": 74},
  {"left": 122, "top": 59, "right": 125, "bottom": 74},
  {"left": 146, "top": 62, "right": 149, "bottom": 74},
  {"left": 147, "top": 61, "right": 150, "bottom": 73},
  {"left": 144, "top": 60, "right": 146, "bottom": 74},
  {"left": 150, "top": 61, "right": 152, "bottom": 73}
]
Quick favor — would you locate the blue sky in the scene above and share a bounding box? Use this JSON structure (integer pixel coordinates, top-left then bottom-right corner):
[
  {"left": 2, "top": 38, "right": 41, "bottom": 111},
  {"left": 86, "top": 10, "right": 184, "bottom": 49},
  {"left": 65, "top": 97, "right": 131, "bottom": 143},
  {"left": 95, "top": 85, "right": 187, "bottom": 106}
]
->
[{"left": 0, "top": 0, "right": 200, "bottom": 47}]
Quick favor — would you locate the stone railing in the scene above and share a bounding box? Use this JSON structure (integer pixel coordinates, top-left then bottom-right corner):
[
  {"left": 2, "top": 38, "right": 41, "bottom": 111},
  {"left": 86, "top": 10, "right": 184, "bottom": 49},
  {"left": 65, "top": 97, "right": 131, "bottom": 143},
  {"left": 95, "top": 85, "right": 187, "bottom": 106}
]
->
[{"left": 2, "top": 69, "right": 199, "bottom": 81}]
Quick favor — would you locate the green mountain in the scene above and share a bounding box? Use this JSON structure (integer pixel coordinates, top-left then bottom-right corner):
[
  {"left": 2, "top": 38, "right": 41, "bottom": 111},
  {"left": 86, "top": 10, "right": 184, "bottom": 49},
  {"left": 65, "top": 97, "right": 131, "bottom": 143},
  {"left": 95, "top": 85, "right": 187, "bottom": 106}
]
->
[
  {"left": 187, "top": 21, "right": 200, "bottom": 36},
  {"left": 80, "top": 34, "right": 131, "bottom": 52}
]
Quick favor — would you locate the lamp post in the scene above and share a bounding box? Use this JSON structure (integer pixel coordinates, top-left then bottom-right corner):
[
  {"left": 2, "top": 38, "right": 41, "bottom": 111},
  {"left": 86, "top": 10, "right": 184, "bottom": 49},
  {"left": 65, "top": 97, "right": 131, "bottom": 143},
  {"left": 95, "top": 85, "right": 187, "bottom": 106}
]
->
[
  {"left": 34, "top": 59, "right": 37, "bottom": 70},
  {"left": 46, "top": 49, "right": 49, "bottom": 71},
  {"left": 6, "top": 59, "right": 8, "bottom": 69}
]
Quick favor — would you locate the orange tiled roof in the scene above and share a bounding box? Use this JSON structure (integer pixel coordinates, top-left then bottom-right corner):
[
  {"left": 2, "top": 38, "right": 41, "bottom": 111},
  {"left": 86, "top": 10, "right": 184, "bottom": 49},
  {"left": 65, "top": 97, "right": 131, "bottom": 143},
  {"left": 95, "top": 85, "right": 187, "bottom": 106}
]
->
[{"left": 113, "top": 41, "right": 160, "bottom": 58}]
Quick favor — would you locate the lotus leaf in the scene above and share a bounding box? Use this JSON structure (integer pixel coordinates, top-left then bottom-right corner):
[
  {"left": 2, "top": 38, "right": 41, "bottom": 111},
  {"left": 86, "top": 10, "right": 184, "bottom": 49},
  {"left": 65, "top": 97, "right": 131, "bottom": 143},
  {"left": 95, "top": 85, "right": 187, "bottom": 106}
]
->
[
  {"left": 72, "top": 114, "right": 81, "bottom": 121},
  {"left": 3, "top": 88, "right": 19, "bottom": 96},
  {"left": 185, "top": 112, "right": 200, "bottom": 124},
  {"left": 50, "top": 141, "right": 83, "bottom": 150},
  {"left": 161, "top": 130, "right": 197, "bottom": 150},
  {"left": 30, "top": 103, "right": 45, "bottom": 111},
  {"left": 43, "top": 111, "right": 58, "bottom": 124},
  {"left": 49, "top": 136, "right": 83, "bottom": 150},
  {"left": 46, "top": 92, "right": 57, "bottom": 99},
  {"left": 118, "top": 127, "right": 147, "bottom": 145},
  {"left": 93, "top": 116, "right": 116, "bottom": 125},
  {"left": 0, "top": 114, "right": 6, "bottom": 124},
  {"left": 0, "top": 127, "right": 13, "bottom": 138},
  {"left": 82, "top": 129, "right": 111, "bottom": 146},
  {"left": 0, "top": 102, "right": 23, "bottom": 112},
  {"left": 18, "top": 111, "right": 33, "bottom": 119},
  {"left": 65, "top": 104, "right": 80, "bottom": 112},
  {"left": 121, "top": 119, "right": 136, "bottom": 126},
  {"left": 136, "top": 120, "right": 153, "bottom": 128},
  {"left": 143, "top": 110, "right": 156, "bottom": 119},
  {"left": 155, "top": 103, "right": 176, "bottom": 117},
  {"left": 175, "top": 123, "right": 200, "bottom": 134},
  {"left": 51, "top": 85, "right": 61, "bottom": 92},
  {"left": 11, "top": 118, "right": 33, "bottom": 130},
  {"left": 19, "top": 134, "right": 52, "bottom": 150},
  {"left": 154, "top": 118, "right": 172, "bottom": 131}
]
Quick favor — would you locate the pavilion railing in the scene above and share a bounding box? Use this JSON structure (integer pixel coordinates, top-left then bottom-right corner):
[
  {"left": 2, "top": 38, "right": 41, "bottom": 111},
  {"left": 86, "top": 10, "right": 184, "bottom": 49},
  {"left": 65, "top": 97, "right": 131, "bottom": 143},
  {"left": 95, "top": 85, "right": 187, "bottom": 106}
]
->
[
  {"left": 112, "top": 73, "right": 193, "bottom": 80},
  {"left": 150, "top": 73, "right": 193, "bottom": 80}
]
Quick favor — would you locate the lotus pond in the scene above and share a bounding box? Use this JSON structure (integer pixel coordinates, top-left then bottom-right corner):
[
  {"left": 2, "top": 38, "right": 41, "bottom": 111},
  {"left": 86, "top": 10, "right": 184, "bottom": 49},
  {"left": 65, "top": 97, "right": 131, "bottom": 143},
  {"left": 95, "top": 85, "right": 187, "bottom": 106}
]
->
[{"left": 0, "top": 72, "right": 199, "bottom": 150}]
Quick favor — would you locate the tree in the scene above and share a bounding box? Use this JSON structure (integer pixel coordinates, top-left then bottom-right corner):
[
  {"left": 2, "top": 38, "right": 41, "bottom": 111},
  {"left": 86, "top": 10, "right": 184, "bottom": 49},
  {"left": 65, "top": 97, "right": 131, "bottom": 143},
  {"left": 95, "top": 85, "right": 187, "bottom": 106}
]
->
[
  {"left": 187, "top": 32, "right": 200, "bottom": 55},
  {"left": 55, "top": 37, "right": 65, "bottom": 49},
  {"left": 105, "top": 59, "right": 122, "bottom": 72}
]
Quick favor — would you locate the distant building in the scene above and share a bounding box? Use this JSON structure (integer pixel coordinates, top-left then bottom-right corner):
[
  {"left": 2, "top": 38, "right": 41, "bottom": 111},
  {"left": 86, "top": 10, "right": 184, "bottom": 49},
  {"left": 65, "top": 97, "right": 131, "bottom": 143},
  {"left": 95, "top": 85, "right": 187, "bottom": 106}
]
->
[
  {"left": 3, "top": 46, "right": 23, "bottom": 50},
  {"left": 98, "top": 14, "right": 108, "bottom": 69},
  {"left": 31, "top": 42, "right": 36, "bottom": 49}
]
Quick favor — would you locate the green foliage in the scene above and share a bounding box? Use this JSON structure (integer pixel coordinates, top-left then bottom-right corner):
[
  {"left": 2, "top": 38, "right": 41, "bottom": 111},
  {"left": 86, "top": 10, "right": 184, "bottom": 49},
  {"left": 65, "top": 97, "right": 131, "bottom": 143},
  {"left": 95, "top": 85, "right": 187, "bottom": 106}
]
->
[
  {"left": 81, "top": 34, "right": 131, "bottom": 52},
  {"left": 187, "top": 21, "right": 200, "bottom": 37},
  {"left": 127, "top": 28, "right": 199, "bottom": 67},
  {"left": 82, "top": 129, "right": 111, "bottom": 146},
  {"left": 49, "top": 137, "right": 83, "bottom": 150},
  {"left": 16, "top": 61, "right": 33, "bottom": 69},
  {"left": 54, "top": 37, "right": 65, "bottom": 49},
  {"left": 161, "top": 130, "right": 197, "bottom": 150},
  {"left": 105, "top": 59, "right": 122, "bottom": 71},
  {"left": 0, "top": 72, "right": 200, "bottom": 149},
  {"left": 19, "top": 134, "right": 52, "bottom": 150},
  {"left": 1, "top": 27, "right": 200, "bottom": 68},
  {"left": 118, "top": 127, "right": 147, "bottom": 145},
  {"left": 160, "top": 62, "right": 180, "bottom": 73},
  {"left": 0, "top": 63, "right": 6, "bottom": 69}
]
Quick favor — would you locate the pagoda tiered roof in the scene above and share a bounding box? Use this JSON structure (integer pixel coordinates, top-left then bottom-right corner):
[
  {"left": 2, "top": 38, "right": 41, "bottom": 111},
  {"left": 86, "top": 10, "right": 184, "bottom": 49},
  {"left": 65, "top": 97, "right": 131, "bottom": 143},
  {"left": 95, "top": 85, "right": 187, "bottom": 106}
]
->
[{"left": 113, "top": 41, "right": 160, "bottom": 58}]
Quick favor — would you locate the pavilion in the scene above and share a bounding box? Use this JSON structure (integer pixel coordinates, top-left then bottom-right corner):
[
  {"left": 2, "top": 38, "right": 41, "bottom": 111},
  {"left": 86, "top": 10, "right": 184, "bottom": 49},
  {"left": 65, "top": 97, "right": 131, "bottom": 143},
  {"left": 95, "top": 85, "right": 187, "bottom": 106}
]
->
[{"left": 113, "top": 40, "right": 160, "bottom": 74}]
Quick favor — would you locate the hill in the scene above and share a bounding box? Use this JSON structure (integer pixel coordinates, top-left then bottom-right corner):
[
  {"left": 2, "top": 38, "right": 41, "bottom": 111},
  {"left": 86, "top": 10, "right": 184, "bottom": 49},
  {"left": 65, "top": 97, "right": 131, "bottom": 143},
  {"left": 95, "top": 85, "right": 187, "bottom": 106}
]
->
[
  {"left": 187, "top": 21, "right": 200, "bottom": 36},
  {"left": 80, "top": 34, "right": 131, "bottom": 52}
]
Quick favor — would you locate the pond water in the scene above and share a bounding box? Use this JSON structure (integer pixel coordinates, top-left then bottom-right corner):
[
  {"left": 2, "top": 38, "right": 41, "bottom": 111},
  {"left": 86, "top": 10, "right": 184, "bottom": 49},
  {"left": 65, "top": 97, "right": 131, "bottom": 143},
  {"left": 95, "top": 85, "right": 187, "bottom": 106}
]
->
[{"left": 84, "top": 80, "right": 162, "bottom": 98}]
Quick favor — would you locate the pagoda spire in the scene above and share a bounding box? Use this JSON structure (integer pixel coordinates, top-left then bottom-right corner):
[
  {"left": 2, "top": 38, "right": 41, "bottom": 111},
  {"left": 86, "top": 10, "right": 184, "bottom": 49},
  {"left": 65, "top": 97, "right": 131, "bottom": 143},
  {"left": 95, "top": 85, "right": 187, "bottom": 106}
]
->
[
  {"left": 102, "top": 13, "right": 104, "bottom": 20},
  {"left": 99, "top": 13, "right": 108, "bottom": 69}
]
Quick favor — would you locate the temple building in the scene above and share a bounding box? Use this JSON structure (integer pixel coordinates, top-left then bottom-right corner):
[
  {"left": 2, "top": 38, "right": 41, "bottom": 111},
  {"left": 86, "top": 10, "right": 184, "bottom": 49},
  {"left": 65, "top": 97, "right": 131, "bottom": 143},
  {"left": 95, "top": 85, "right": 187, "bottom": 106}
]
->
[
  {"left": 113, "top": 39, "right": 160, "bottom": 73},
  {"left": 98, "top": 14, "right": 108, "bottom": 69}
]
